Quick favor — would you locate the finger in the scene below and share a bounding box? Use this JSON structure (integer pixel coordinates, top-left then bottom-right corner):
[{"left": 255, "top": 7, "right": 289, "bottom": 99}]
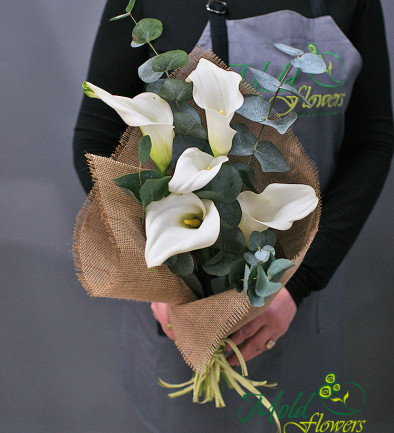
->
[
  {"left": 227, "top": 327, "right": 275, "bottom": 366},
  {"left": 226, "top": 312, "right": 269, "bottom": 351},
  {"left": 151, "top": 302, "right": 176, "bottom": 341}
]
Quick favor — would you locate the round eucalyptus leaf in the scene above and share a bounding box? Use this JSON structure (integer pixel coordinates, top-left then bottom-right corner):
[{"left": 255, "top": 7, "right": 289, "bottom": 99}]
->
[
  {"left": 158, "top": 79, "right": 193, "bottom": 102},
  {"left": 291, "top": 53, "right": 326, "bottom": 74},
  {"left": 173, "top": 112, "right": 207, "bottom": 140},
  {"left": 267, "top": 258, "right": 295, "bottom": 282},
  {"left": 151, "top": 50, "right": 189, "bottom": 72},
  {"left": 254, "top": 249, "right": 270, "bottom": 263},
  {"left": 167, "top": 252, "right": 194, "bottom": 276},
  {"left": 254, "top": 141, "right": 290, "bottom": 172},
  {"left": 169, "top": 102, "right": 201, "bottom": 123},
  {"left": 132, "top": 18, "right": 163, "bottom": 45},
  {"left": 243, "top": 252, "right": 260, "bottom": 267},
  {"left": 249, "top": 68, "right": 281, "bottom": 92},
  {"left": 248, "top": 231, "right": 264, "bottom": 252},
  {"left": 138, "top": 57, "right": 164, "bottom": 83},
  {"left": 202, "top": 251, "right": 236, "bottom": 276},
  {"left": 146, "top": 79, "right": 166, "bottom": 94},
  {"left": 217, "top": 201, "right": 242, "bottom": 228},
  {"left": 274, "top": 43, "right": 304, "bottom": 57},
  {"left": 197, "top": 165, "right": 242, "bottom": 204},
  {"left": 229, "top": 123, "right": 255, "bottom": 156},
  {"left": 261, "top": 230, "right": 277, "bottom": 247},
  {"left": 236, "top": 95, "right": 271, "bottom": 122},
  {"left": 243, "top": 264, "right": 251, "bottom": 296},
  {"left": 140, "top": 176, "right": 171, "bottom": 211},
  {"left": 229, "top": 162, "right": 256, "bottom": 193},
  {"left": 261, "top": 111, "right": 297, "bottom": 134},
  {"left": 219, "top": 226, "right": 245, "bottom": 254}
]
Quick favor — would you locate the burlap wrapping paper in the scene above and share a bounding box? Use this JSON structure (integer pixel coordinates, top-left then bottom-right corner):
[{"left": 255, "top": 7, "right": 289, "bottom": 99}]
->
[{"left": 73, "top": 48, "right": 320, "bottom": 374}]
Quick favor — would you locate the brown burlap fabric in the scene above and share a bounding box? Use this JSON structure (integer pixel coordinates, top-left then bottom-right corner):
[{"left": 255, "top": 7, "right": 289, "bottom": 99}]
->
[{"left": 73, "top": 48, "right": 320, "bottom": 373}]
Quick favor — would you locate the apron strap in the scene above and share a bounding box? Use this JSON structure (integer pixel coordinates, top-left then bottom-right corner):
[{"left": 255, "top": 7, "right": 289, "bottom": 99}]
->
[
  {"left": 206, "top": 0, "right": 229, "bottom": 65},
  {"left": 309, "top": 0, "right": 329, "bottom": 18}
]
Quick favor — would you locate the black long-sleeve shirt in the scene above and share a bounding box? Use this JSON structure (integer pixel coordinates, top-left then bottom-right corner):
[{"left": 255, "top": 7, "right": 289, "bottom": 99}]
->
[{"left": 73, "top": 0, "right": 393, "bottom": 305}]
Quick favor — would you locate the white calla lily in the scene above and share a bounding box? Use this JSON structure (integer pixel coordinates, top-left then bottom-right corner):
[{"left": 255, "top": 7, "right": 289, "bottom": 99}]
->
[
  {"left": 145, "top": 193, "right": 220, "bottom": 268},
  {"left": 237, "top": 183, "right": 318, "bottom": 243},
  {"left": 83, "top": 82, "right": 174, "bottom": 175},
  {"left": 168, "top": 147, "right": 228, "bottom": 194},
  {"left": 186, "top": 59, "right": 244, "bottom": 156}
]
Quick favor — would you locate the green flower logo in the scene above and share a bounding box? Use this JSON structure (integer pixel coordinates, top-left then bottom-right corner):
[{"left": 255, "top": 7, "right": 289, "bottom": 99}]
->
[
  {"left": 325, "top": 373, "right": 336, "bottom": 384},
  {"left": 333, "top": 383, "right": 341, "bottom": 392}
]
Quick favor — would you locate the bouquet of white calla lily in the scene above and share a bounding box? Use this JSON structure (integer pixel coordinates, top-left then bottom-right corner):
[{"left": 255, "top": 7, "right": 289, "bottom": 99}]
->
[
  {"left": 186, "top": 59, "right": 244, "bottom": 156},
  {"left": 145, "top": 193, "right": 220, "bottom": 268},
  {"left": 237, "top": 183, "right": 319, "bottom": 243},
  {"left": 83, "top": 82, "right": 174, "bottom": 174},
  {"left": 168, "top": 147, "right": 228, "bottom": 194}
]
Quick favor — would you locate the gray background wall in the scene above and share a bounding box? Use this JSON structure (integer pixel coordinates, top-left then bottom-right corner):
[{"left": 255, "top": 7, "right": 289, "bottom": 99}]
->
[{"left": 0, "top": 1, "right": 392, "bottom": 432}]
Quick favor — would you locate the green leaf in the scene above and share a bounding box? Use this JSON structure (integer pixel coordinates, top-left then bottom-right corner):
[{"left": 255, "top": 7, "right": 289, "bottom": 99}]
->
[
  {"left": 274, "top": 43, "right": 304, "bottom": 57},
  {"left": 167, "top": 252, "right": 194, "bottom": 276},
  {"left": 343, "top": 391, "right": 349, "bottom": 404},
  {"left": 254, "top": 249, "right": 271, "bottom": 263},
  {"left": 125, "top": 0, "right": 137, "bottom": 12},
  {"left": 291, "top": 53, "right": 326, "bottom": 74},
  {"left": 164, "top": 255, "right": 177, "bottom": 266},
  {"left": 261, "top": 111, "right": 297, "bottom": 134},
  {"left": 243, "top": 252, "right": 260, "bottom": 268},
  {"left": 248, "top": 230, "right": 277, "bottom": 252},
  {"left": 146, "top": 79, "right": 166, "bottom": 94},
  {"left": 267, "top": 258, "right": 295, "bottom": 282},
  {"left": 236, "top": 95, "right": 271, "bottom": 122},
  {"left": 158, "top": 79, "right": 193, "bottom": 102},
  {"left": 281, "top": 83, "right": 311, "bottom": 106},
  {"left": 112, "top": 170, "right": 161, "bottom": 203},
  {"left": 229, "top": 123, "right": 255, "bottom": 156},
  {"left": 173, "top": 112, "right": 208, "bottom": 140},
  {"left": 181, "top": 273, "right": 204, "bottom": 299},
  {"left": 330, "top": 398, "right": 343, "bottom": 403},
  {"left": 202, "top": 251, "right": 236, "bottom": 276},
  {"left": 131, "top": 41, "right": 145, "bottom": 48},
  {"left": 243, "top": 264, "right": 251, "bottom": 296},
  {"left": 249, "top": 68, "right": 281, "bottom": 92},
  {"left": 254, "top": 141, "right": 290, "bottom": 172},
  {"left": 168, "top": 135, "right": 211, "bottom": 171},
  {"left": 196, "top": 165, "right": 242, "bottom": 204},
  {"left": 140, "top": 176, "right": 171, "bottom": 210},
  {"left": 151, "top": 50, "right": 189, "bottom": 72},
  {"left": 109, "top": 13, "right": 130, "bottom": 22},
  {"left": 217, "top": 201, "right": 242, "bottom": 228},
  {"left": 217, "top": 226, "right": 245, "bottom": 254},
  {"left": 249, "top": 265, "right": 282, "bottom": 300},
  {"left": 132, "top": 18, "right": 163, "bottom": 45},
  {"left": 139, "top": 135, "right": 151, "bottom": 164},
  {"left": 211, "top": 276, "right": 229, "bottom": 294},
  {"left": 138, "top": 57, "right": 164, "bottom": 83},
  {"left": 229, "top": 258, "right": 246, "bottom": 292},
  {"left": 229, "top": 162, "right": 256, "bottom": 193},
  {"left": 169, "top": 102, "right": 201, "bottom": 123}
]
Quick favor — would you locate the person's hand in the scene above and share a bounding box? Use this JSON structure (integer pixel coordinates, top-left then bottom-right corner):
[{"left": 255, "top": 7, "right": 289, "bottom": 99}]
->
[
  {"left": 226, "top": 287, "right": 297, "bottom": 366},
  {"left": 151, "top": 302, "right": 176, "bottom": 340}
]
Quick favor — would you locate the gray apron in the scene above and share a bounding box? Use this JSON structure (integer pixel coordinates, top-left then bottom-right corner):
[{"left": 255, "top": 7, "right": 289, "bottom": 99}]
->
[{"left": 121, "top": 9, "right": 362, "bottom": 433}]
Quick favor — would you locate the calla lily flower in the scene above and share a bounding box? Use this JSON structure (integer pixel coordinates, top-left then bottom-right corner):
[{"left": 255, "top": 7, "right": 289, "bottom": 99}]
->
[
  {"left": 83, "top": 82, "right": 174, "bottom": 175},
  {"left": 186, "top": 59, "right": 244, "bottom": 157},
  {"left": 168, "top": 147, "right": 228, "bottom": 194},
  {"left": 237, "top": 184, "right": 318, "bottom": 243},
  {"left": 145, "top": 193, "right": 220, "bottom": 268}
]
